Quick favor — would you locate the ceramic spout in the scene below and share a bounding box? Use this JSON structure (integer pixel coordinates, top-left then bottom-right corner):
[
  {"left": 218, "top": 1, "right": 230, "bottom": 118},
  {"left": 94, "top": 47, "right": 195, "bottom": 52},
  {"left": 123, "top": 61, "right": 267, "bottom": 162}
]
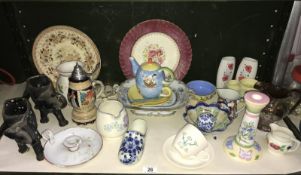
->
[{"left": 129, "top": 57, "right": 139, "bottom": 76}]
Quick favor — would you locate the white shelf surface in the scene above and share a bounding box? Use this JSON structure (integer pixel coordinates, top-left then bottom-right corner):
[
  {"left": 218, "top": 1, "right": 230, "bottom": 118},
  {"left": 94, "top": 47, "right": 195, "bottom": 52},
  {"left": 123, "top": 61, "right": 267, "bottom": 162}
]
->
[{"left": 0, "top": 83, "right": 300, "bottom": 174}]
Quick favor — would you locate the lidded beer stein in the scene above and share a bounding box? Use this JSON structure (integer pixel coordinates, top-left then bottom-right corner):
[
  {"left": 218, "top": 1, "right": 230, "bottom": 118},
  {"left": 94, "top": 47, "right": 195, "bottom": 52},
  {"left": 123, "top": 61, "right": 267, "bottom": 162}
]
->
[{"left": 68, "top": 63, "right": 97, "bottom": 124}]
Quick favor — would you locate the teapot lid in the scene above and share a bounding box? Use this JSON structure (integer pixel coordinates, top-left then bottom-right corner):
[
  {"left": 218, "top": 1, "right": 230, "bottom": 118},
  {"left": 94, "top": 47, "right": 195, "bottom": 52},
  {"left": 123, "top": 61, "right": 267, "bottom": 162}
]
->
[
  {"left": 140, "top": 58, "right": 160, "bottom": 71},
  {"left": 69, "top": 62, "right": 89, "bottom": 82}
]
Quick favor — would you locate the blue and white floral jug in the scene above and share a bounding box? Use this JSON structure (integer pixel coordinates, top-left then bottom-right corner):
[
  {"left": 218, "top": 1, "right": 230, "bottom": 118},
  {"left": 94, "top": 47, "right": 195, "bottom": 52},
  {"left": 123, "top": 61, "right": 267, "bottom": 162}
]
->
[{"left": 96, "top": 100, "right": 128, "bottom": 138}]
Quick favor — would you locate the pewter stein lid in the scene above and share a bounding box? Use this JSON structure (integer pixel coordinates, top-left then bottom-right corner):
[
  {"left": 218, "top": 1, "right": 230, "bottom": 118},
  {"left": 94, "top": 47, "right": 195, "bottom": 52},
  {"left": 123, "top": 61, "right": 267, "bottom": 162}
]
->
[{"left": 69, "top": 62, "right": 89, "bottom": 82}]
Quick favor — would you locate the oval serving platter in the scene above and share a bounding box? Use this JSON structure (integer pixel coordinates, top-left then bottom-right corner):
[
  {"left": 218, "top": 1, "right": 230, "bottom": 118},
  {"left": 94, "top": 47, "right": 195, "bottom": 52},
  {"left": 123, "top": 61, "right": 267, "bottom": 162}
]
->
[{"left": 117, "top": 79, "right": 189, "bottom": 116}]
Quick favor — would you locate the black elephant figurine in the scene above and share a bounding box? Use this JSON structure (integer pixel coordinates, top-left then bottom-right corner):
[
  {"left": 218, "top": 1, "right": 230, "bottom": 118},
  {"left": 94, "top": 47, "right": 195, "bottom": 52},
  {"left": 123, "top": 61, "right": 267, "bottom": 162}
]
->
[
  {"left": 23, "top": 74, "right": 68, "bottom": 127},
  {"left": 0, "top": 97, "right": 44, "bottom": 161}
]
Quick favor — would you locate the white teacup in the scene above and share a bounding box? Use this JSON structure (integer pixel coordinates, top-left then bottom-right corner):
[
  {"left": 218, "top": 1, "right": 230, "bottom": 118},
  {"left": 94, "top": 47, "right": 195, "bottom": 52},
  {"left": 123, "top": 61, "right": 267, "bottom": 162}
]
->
[
  {"left": 172, "top": 124, "right": 210, "bottom": 160},
  {"left": 63, "top": 135, "right": 82, "bottom": 152}
]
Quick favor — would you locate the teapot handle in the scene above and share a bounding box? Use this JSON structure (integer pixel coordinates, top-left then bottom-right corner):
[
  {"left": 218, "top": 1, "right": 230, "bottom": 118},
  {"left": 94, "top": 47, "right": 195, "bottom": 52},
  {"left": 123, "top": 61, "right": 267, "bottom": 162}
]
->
[{"left": 160, "top": 67, "right": 175, "bottom": 86}]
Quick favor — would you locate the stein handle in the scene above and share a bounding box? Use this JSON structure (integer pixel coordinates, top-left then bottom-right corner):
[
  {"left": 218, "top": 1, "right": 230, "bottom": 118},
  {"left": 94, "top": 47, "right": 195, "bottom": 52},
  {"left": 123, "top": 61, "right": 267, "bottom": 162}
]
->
[{"left": 92, "top": 80, "right": 105, "bottom": 99}]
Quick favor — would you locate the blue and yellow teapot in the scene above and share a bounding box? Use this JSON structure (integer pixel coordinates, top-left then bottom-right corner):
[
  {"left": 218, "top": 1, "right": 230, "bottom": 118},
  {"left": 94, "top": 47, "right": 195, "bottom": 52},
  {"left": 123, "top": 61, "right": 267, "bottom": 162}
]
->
[{"left": 129, "top": 57, "right": 174, "bottom": 99}]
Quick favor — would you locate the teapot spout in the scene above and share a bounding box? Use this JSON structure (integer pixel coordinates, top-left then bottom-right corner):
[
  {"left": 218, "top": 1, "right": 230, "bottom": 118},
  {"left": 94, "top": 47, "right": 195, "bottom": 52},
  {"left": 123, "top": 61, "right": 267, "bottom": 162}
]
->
[{"left": 129, "top": 57, "right": 139, "bottom": 76}]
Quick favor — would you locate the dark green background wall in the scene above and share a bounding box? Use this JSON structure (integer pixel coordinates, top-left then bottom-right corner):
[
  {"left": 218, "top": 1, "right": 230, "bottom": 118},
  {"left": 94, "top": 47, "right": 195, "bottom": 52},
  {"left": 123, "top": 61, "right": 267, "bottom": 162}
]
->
[{"left": 0, "top": 1, "right": 293, "bottom": 85}]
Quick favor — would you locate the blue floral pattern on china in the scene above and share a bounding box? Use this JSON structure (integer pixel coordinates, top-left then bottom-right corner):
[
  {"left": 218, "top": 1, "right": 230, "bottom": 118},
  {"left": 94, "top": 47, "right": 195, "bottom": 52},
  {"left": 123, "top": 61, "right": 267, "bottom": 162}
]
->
[
  {"left": 237, "top": 121, "right": 256, "bottom": 147},
  {"left": 225, "top": 136, "right": 234, "bottom": 150},
  {"left": 197, "top": 112, "right": 216, "bottom": 132},
  {"left": 184, "top": 101, "right": 233, "bottom": 133},
  {"left": 119, "top": 130, "right": 145, "bottom": 165}
]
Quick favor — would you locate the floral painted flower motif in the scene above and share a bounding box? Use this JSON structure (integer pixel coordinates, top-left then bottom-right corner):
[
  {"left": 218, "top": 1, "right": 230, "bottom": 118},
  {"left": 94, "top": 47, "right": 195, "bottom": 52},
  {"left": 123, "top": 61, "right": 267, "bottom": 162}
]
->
[
  {"left": 269, "top": 143, "right": 280, "bottom": 150},
  {"left": 177, "top": 132, "right": 198, "bottom": 152},
  {"left": 238, "top": 75, "right": 245, "bottom": 81},
  {"left": 197, "top": 113, "right": 216, "bottom": 132},
  {"left": 254, "top": 143, "right": 261, "bottom": 151},
  {"left": 237, "top": 121, "right": 256, "bottom": 146},
  {"left": 239, "top": 148, "right": 252, "bottom": 161},
  {"left": 225, "top": 137, "right": 233, "bottom": 150},
  {"left": 142, "top": 44, "right": 166, "bottom": 65},
  {"left": 227, "top": 63, "right": 234, "bottom": 70},
  {"left": 244, "top": 65, "right": 252, "bottom": 73},
  {"left": 269, "top": 143, "right": 289, "bottom": 152},
  {"left": 119, "top": 131, "right": 144, "bottom": 165},
  {"left": 222, "top": 74, "right": 229, "bottom": 81},
  {"left": 123, "top": 115, "right": 129, "bottom": 128}
]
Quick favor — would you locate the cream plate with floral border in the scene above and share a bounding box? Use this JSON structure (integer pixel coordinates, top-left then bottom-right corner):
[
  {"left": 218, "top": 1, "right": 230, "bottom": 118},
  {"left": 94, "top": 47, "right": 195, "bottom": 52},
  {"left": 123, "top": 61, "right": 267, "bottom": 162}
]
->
[
  {"left": 131, "top": 32, "right": 180, "bottom": 71},
  {"left": 32, "top": 25, "right": 101, "bottom": 84}
]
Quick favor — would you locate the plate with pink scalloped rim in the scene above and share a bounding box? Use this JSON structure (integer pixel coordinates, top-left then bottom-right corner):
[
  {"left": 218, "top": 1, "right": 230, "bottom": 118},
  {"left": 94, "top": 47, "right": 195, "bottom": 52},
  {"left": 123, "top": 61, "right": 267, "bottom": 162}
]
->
[{"left": 119, "top": 19, "right": 192, "bottom": 80}]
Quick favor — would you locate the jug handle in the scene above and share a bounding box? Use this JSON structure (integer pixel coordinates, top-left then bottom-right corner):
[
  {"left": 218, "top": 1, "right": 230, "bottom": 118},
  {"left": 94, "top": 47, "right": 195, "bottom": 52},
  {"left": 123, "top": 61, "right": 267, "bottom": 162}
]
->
[{"left": 288, "top": 137, "right": 300, "bottom": 152}]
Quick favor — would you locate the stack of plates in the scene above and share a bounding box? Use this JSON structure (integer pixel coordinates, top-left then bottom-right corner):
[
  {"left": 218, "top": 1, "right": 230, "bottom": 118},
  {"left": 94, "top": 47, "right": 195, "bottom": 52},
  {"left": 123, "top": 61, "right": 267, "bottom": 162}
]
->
[{"left": 118, "top": 79, "right": 189, "bottom": 116}]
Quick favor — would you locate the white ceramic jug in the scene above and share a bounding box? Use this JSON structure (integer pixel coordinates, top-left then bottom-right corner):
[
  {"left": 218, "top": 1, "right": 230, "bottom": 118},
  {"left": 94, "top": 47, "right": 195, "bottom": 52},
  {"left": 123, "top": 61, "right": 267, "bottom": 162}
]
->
[
  {"left": 267, "top": 123, "right": 300, "bottom": 154},
  {"left": 96, "top": 100, "right": 128, "bottom": 138},
  {"left": 56, "top": 61, "right": 104, "bottom": 101}
]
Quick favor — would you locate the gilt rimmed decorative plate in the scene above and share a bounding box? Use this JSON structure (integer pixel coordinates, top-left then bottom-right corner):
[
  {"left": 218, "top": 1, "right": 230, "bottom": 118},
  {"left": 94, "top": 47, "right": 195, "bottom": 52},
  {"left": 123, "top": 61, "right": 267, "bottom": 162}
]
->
[
  {"left": 119, "top": 19, "right": 192, "bottom": 80},
  {"left": 32, "top": 25, "right": 101, "bottom": 84}
]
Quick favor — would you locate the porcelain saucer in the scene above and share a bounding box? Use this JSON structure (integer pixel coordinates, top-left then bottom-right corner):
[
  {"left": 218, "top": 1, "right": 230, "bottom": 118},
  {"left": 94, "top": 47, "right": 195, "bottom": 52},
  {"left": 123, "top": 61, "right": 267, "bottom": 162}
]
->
[
  {"left": 162, "top": 135, "right": 214, "bottom": 169},
  {"left": 128, "top": 85, "right": 173, "bottom": 107},
  {"left": 118, "top": 79, "right": 188, "bottom": 109},
  {"left": 44, "top": 127, "right": 102, "bottom": 167}
]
